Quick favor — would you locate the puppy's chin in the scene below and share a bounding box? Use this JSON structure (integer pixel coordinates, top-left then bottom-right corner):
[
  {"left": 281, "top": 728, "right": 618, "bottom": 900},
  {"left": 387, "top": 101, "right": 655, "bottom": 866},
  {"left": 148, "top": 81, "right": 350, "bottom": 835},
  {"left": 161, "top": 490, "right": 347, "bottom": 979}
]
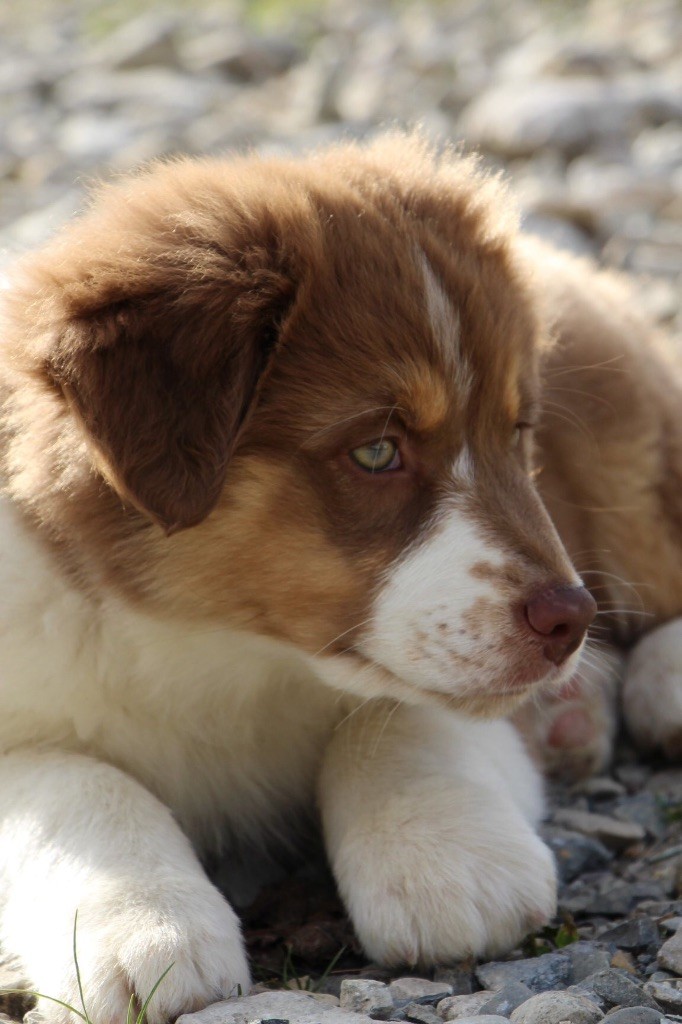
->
[{"left": 312, "top": 645, "right": 583, "bottom": 719}]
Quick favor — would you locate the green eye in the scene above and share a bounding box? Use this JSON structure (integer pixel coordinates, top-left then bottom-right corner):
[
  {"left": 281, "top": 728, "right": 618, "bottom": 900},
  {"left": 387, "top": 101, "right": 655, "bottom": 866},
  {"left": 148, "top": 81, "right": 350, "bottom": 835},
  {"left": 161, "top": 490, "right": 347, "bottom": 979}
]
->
[{"left": 350, "top": 439, "right": 402, "bottom": 473}]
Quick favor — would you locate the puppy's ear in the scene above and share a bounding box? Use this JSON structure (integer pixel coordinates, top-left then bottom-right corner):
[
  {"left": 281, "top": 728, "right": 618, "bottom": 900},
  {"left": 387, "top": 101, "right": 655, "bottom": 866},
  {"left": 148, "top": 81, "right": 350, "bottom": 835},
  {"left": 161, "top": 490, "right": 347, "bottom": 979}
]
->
[{"left": 44, "top": 273, "right": 294, "bottom": 534}]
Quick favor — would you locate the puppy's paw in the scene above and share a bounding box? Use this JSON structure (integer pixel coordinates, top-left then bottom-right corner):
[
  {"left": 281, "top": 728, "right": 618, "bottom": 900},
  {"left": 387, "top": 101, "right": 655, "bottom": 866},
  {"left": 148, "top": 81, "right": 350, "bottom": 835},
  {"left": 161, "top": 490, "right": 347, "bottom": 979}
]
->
[
  {"left": 334, "top": 781, "right": 557, "bottom": 966},
  {"left": 623, "top": 619, "right": 682, "bottom": 759},
  {"left": 513, "top": 646, "right": 622, "bottom": 780},
  {"left": 23, "top": 878, "right": 250, "bottom": 1024}
]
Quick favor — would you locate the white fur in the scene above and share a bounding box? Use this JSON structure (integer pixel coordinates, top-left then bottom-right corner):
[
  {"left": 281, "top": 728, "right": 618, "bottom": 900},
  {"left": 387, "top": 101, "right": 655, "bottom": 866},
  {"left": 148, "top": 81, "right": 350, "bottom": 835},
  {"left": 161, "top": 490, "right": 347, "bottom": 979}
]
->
[
  {"left": 319, "top": 702, "right": 555, "bottom": 965},
  {"left": 359, "top": 507, "right": 506, "bottom": 694},
  {"left": 0, "top": 491, "right": 557, "bottom": 1021},
  {"left": 623, "top": 618, "right": 682, "bottom": 758}
]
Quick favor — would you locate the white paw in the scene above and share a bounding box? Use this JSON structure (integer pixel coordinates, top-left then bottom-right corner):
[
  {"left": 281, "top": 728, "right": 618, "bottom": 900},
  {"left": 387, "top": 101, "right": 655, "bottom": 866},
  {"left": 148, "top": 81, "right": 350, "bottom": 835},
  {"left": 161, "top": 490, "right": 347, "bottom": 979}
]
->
[
  {"left": 513, "top": 645, "right": 622, "bottom": 780},
  {"left": 22, "top": 878, "right": 250, "bottom": 1024},
  {"left": 333, "top": 780, "right": 557, "bottom": 966},
  {"left": 623, "top": 619, "right": 682, "bottom": 759}
]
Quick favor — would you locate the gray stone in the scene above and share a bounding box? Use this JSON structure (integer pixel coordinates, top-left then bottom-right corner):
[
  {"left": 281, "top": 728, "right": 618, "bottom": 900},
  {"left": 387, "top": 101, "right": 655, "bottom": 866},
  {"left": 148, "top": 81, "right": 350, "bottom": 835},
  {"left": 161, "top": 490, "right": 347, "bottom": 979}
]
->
[
  {"left": 340, "top": 980, "right": 393, "bottom": 1014},
  {"left": 600, "top": 918, "right": 660, "bottom": 951},
  {"left": 613, "top": 794, "right": 666, "bottom": 840},
  {"left": 402, "top": 1004, "right": 441, "bottom": 1024},
  {"left": 448, "top": 1018, "right": 509, "bottom": 1024},
  {"left": 574, "top": 777, "right": 627, "bottom": 800},
  {"left": 510, "top": 990, "right": 604, "bottom": 1023},
  {"left": 478, "top": 981, "right": 533, "bottom": 1016},
  {"left": 567, "top": 943, "right": 613, "bottom": 983},
  {"left": 389, "top": 979, "right": 452, "bottom": 1004},
  {"left": 603, "top": 1010, "right": 667, "bottom": 1023},
  {"left": 644, "top": 981, "right": 682, "bottom": 1013},
  {"left": 432, "top": 966, "right": 473, "bottom": 995},
  {"left": 583, "top": 969, "right": 660, "bottom": 1010},
  {"left": 177, "top": 991, "right": 378, "bottom": 1024},
  {"left": 436, "top": 992, "right": 493, "bottom": 1019},
  {"left": 660, "top": 930, "right": 682, "bottom": 975},
  {"left": 476, "top": 952, "right": 572, "bottom": 993},
  {"left": 543, "top": 826, "right": 613, "bottom": 883},
  {"left": 663, "top": 918, "right": 682, "bottom": 934},
  {"left": 552, "top": 809, "right": 647, "bottom": 850}
]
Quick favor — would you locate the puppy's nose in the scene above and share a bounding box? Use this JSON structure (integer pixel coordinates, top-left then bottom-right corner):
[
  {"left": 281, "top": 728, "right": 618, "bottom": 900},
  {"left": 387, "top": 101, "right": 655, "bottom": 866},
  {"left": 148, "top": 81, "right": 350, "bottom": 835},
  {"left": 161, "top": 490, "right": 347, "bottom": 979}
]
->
[{"left": 524, "top": 586, "right": 597, "bottom": 666}]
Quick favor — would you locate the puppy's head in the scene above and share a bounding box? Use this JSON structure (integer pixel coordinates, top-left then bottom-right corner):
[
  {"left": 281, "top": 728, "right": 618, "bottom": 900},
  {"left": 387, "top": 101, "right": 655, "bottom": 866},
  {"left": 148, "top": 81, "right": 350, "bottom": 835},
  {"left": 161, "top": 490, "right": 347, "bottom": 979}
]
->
[{"left": 1, "top": 134, "right": 594, "bottom": 715}]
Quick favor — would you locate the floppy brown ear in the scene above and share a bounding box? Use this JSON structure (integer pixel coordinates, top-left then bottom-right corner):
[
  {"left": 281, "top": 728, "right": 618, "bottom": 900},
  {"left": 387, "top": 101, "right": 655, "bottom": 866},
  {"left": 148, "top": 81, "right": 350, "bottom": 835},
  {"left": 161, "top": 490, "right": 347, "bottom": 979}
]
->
[{"left": 44, "top": 274, "right": 295, "bottom": 534}]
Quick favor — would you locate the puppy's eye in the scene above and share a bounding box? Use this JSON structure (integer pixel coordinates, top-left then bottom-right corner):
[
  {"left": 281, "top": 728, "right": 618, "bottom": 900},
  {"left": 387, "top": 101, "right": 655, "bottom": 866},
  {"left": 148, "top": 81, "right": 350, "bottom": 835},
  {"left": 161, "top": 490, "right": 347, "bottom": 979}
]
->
[{"left": 351, "top": 439, "right": 402, "bottom": 473}]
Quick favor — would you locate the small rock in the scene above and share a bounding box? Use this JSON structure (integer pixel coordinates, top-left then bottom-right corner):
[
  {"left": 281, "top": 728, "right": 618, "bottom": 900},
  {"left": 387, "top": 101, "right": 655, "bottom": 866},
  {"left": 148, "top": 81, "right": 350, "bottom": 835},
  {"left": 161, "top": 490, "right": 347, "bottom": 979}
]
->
[
  {"left": 552, "top": 809, "right": 646, "bottom": 850},
  {"left": 340, "top": 980, "right": 393, "bottom": 1014},
  {"left": 476, "top": 952, "right": 572, "bottom": 993},
  {"left": 613, "top": 794, "right": 666, "bottom": 840},
  {"left": 574, "top": 777, "right": 627, "bottom": 799},
  {"left": 568, "top": 942, "right": 613, "bottom": 982},
  {"left": 402, "top": 1004, "right": 441, "bottom": 1024},
  {"left": 432, "top": 965, "right": 473, "bottom": 995},
  {"left": 478, "top": 981, "right": 533, "bottom": 1016},
  {"left": 644, "top": 980, "right": 682, "bottom": 1013},
  {"left": 369, "top": 1008, "right": 405, "bottom": 1022},
  {"left": 659, "top": 929, "right": 682, "bottom": 975},
  {"left": 389, "top": 979, "right": 452, "bottom": 1004},
  {"left": 584, "top": 969, "right": 660, "bottom": 1010},
  {"left": 611, "top": 950, "right": 638, "bottom": 974},
  {"left": 600, "top": 918, "right": 660, "bottom": 951},
  {"left": 543, "top": 826, "right": 613, "bottom": 883},
  {"left": 437, "top": 992, "right": 493, "bottom": 1019},
  {"left": 603, "top": 1010, "right": 667, "bottom": 1023},
  {"left": 453, "top": 1018, "right": 510, "bottom": 1024},
  {"left": 449, "top": 1018, "right": 509, "bottom": 1024},
  {"left": 510, "top": 990, "right": 604, "bottom": 1023},
  {"left": 177, "top": 991, "right": 377, "bottom": 1024}
]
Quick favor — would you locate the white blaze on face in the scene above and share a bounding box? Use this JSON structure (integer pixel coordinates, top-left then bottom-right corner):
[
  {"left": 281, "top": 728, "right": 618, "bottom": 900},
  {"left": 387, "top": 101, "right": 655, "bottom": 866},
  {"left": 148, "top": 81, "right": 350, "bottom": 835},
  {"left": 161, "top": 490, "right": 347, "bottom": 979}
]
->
[
  {"left": 358, "top": 503, "right": 509, "bottom": 696},
  {"left": 419, "top": 251, "right": 471, "bottom": 393}
]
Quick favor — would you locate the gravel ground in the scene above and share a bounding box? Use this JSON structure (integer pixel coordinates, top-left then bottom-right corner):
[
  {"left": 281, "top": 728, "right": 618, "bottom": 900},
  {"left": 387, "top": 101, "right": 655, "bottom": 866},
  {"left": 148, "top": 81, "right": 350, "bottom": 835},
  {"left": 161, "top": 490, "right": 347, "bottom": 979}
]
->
[{"left": 0, "top": 1, "right": 681, "bottom": 1023}]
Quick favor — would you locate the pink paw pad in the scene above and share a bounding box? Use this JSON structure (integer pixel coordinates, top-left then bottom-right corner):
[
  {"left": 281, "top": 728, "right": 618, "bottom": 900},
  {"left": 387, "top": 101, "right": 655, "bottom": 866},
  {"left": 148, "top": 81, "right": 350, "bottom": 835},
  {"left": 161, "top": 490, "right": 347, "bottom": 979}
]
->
[{"left": 547, "top": 707, "right": 597, "bottom": 750}]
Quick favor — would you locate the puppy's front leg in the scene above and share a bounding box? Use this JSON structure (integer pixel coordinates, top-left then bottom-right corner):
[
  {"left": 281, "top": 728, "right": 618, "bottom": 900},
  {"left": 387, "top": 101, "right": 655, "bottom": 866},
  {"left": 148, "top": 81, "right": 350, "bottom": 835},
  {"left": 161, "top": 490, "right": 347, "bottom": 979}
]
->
[
  {"left": 0, "top": 751, "right": 249, "bottom": 1024},
  {"left": 319, "top": 702, "right": 556, "bottom": 967}
]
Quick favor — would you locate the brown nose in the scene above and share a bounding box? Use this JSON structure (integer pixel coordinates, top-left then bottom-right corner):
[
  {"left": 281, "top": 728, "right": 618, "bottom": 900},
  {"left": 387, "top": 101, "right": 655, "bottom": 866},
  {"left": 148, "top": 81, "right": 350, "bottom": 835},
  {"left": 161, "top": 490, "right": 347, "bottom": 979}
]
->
[{"left": 524, "top": 585, "right": 597, "bottom": 666}]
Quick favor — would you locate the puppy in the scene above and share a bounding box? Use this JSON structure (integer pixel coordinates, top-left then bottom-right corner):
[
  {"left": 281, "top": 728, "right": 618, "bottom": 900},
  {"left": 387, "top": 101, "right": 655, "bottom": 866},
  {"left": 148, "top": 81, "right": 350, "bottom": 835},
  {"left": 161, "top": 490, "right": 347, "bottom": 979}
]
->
[{"left": 0, "top": 134, "right": 680, "bottom": 1024}]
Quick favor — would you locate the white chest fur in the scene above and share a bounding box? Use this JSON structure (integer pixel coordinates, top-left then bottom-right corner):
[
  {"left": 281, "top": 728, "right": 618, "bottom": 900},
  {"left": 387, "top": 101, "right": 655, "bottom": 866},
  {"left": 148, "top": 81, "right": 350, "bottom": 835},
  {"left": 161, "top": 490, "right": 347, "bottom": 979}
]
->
[{"left": 0, "top": 497, "right": 341, "bottom": 851}]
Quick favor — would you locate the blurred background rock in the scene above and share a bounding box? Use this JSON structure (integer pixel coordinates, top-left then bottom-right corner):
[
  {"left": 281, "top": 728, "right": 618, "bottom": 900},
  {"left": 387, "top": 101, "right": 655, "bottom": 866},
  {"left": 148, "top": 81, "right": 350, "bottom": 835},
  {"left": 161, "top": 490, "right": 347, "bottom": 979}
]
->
[{"left": 0, "top": 0, "right": 680, "bottom": 337}]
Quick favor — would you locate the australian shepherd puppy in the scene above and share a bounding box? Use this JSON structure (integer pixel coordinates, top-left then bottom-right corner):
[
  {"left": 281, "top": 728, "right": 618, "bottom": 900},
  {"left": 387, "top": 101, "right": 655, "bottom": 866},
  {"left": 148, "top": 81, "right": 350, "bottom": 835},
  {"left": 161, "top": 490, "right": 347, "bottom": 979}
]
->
[{"left": 0, "top": 134, "right": 680, "bottom": 1024}]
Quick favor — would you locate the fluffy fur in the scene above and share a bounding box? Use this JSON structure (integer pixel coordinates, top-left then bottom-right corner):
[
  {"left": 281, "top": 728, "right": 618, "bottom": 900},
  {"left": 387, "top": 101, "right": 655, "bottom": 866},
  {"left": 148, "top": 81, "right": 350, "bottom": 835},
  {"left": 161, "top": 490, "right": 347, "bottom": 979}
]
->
[{"left": 0, "top": 134, "right": 680, "bottom": 1023}]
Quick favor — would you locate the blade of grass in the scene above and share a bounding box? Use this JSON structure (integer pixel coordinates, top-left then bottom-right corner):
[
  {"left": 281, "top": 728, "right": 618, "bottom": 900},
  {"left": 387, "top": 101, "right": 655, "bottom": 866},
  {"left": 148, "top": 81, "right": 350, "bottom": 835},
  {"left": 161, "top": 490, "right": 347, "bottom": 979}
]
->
[
  {"left": 312, "top": 945, "right": 347, "bottom": 993},
  {"left": 136, "top": 963, "right": 174, "bottom": 1024},
  {"left": 72, "top": 911, "right": 91, "bottom": 1024},
  {"left": 126, "top": 992, "right": 137, "bottom": 1024}
]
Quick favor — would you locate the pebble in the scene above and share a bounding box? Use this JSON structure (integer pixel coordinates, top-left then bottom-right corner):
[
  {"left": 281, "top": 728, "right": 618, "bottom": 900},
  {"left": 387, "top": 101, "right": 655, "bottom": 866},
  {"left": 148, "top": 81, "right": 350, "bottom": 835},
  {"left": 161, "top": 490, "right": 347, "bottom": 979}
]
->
[
  {"left": 660, "top": 930, "right": 682, "bottom": 975},
  {"left": 388, "top": 980, "right": 452, "bottom": 1004},
  {"left": 176, "top": 991, "right": 378, "bottom": 1024},
  {"left": 476, "top": 952, "right": 572, "bottom": 993},
  {"left": 478, "top": 981, "right": 533, "bottom": 1017},
  {"left": 568, "top": 943, "right": 613, "bottom": 982},
  {"left": 509, "top": 990, "right": 605, "bottom": 1023},
  {"left": 544, "top": 826, "right": 614, "bottom": 883},
  {"left": 644, "top": 981, "right": 682, "bottom": 1012},
  {"left": 402, "top": 1004, "right": 441, "bottom": 1024},
  {"left": 600, "top": 919, "right": 661, "bottom": 952},
  {"left": 603, "top": 1010, "right": 667, "bottom": 1023},
  {"left": 583, "top": 969, "right": 660, "bottom": 1010},
  {"left": 552, "top": 809, "right": 647, "bottom": 850},
  {"left": 340, "top": 981, "right": 393, "bottom": 1014},
  {"left": 432, "top": 966, "right": 474, "bottom": 996},
  {"left": 437, "top": 992, "right": 493, "bottom": 1020}
]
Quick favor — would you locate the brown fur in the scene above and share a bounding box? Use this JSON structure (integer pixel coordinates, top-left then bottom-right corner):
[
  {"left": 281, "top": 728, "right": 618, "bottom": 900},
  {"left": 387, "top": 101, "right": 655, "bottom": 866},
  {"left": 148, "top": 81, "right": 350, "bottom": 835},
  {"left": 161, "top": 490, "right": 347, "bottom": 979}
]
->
[{"left": 0, "top": 133, "right": 680, "bottom": 663}]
